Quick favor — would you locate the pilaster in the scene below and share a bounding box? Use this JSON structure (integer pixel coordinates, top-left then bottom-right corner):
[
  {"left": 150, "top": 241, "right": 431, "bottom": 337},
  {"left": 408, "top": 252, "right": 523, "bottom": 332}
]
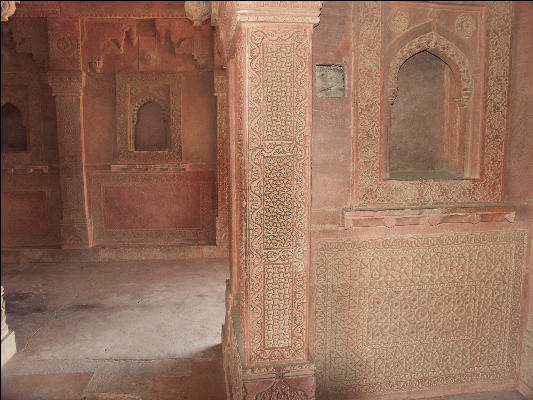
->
[
  {"left": 47, "top": 16, "right": 92, "bottom": 248},
  {"left": 215, "top": 2, "right": 322, "bottom": 398}
]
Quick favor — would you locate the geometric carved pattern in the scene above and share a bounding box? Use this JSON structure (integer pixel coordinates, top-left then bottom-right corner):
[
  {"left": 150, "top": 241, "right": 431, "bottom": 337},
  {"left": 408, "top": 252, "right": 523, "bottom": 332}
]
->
[
  {"left": 314, "top": 231, "right": 526, "bottom": 397},
  {"left": 264, "top": 263, "right": 293, "bottom": 348},
  {"left": 263, "top": 156, "right": 294, "bottom": 249},
  {"left": 353, "top": 2, "right": 512, "bottom": 207},
  {"left": 116, "top": 73, "right": 182, "bottom": 164},
  {"left": 246, "top": 27, "right": 312, "bottom": 364}
]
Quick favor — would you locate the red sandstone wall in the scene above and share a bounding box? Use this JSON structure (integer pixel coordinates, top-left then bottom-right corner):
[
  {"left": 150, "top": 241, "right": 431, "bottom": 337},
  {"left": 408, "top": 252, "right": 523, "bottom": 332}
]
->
[
  {"left": 1, "top": 6, "right": 217, "bottom": 248},
  {"left": 508, "top": 3, "right": 533, "bottom": 395},
  {"left": 311, "top": 1, "right": 353, "bottom": 226},
  {"left": 311, "top": 2, "right": 533, "bottom": 399},
  {"left": 1, "top": 18, "right": 62, "bottom": 247}
]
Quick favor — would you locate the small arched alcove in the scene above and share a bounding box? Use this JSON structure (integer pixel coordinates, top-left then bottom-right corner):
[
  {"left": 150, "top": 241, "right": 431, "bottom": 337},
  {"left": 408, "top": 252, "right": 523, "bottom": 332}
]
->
[
  {"left": 389, "top": 51, "right": 456, "bottom": 179},
  {"left": 385, "top": 33, "right": 474, "bottom": 181},
  {"left": 134, "top": 101, "right": 169, "bottom": 151},
  {"left": 1, "top": 102, "right": 28, "bottom": 153}
]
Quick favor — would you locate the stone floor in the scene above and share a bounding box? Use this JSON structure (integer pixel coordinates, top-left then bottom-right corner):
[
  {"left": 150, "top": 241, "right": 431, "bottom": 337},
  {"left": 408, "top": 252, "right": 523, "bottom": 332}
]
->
[
  {"left": 1, "top": 258, "right": 229, "bottom": 400},
  {"left": 0, "top": 258, "right": 528, "bottom": 400}
]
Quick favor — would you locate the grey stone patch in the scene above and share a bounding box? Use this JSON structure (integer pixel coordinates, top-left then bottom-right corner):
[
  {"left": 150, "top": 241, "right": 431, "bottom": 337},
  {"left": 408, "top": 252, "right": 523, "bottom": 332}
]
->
[{"left": 315, "top": 64, "right": 345, "bottom": 97}]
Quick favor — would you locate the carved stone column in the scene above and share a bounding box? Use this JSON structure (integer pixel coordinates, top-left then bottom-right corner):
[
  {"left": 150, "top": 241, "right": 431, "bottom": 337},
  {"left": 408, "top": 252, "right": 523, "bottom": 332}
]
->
[
  {"left": 215, "top": 69, "right": 230, "bottom": 247},
  {"left": 214, "top": 2, "right": 322, "bottom": 398},
  {"left": 1, "top": 286, "right": 16, "bottom": 368},
  {"left": 48, "top": 71, "right": 93, "bottom": 248}
]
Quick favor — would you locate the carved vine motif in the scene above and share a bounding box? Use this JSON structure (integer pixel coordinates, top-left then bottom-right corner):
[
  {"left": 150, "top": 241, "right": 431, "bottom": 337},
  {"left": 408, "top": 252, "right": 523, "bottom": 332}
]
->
[
  {"left": 246, "top": 27, "right": 311, "bottom": 363},
  {"left": 314, "top": 231, "right": 526, "bottom": 396},
  {"left": 388, "top": 32, "right": 473, "bottom": 105},
  {"left": 354, "top": 2, "right": 512, "bottom": 206},
  {"left": 254, "top": 378, "right": 308, "bottom": 400}
]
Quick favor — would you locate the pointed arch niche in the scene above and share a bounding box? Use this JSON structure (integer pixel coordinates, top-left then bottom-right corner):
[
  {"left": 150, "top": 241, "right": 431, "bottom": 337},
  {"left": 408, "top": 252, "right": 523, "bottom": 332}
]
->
[{"left": 383, "top": 32, "right": 478, "bottom": 180}]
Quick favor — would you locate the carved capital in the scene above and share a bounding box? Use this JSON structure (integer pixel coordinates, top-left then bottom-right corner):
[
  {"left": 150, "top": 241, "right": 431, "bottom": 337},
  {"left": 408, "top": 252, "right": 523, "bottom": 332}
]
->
[
  {"left": 184, "top": 1, "right": 211, "bottom": 26},
  {"left": 1, "top": 1, "right": 19, "bottom": 21},
  {"left": 212, "top": 1, "right": 323, "bottom": 63},
  {"left": 47, "top": 71, "right": 85, "bottom": 96}
]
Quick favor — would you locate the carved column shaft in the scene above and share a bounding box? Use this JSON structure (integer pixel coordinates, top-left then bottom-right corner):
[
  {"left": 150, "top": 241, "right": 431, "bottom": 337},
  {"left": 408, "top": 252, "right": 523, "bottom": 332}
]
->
[
  {"left": 215, "top": 2, "right": 322, "bottom": 398},
  {"left": 215, "top": 69, "right": 230, "bottom": 246},
  {"left": 48, "top": 71, "right": 93, "bottom": 248}
]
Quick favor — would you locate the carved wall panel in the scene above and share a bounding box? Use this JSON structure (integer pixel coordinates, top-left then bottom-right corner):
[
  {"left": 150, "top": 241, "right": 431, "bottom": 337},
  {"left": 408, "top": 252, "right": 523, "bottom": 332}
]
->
[
  {"left": 88, "top": 171, "right": 215, "bottom": 245},
  {"left": 353, "top": 2, "right": 512, "bottom": 207},
  {"left": 1, "top": 73, "right": 43, "bottom": 167},
  {"left": 0, "top": 172, "right": 61, "bottom": 247},
  {"left": 116, "top": 72, "right": 182, "bottom": 164},
  {"left": 47, "top": 17, "right": 82, "bottom": 70},
  {"left": 313, "top": 231, "right": 526, "bottom": 398}
]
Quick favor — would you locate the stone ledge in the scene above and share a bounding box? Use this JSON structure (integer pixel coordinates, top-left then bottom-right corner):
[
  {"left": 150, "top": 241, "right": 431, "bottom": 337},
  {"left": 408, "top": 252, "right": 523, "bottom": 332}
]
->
[
  {"left": 343, "top": 205, "right": 516, "bottom": 229},
  {"left": 1, "top": 244, "right": 228, "bottom": 264}
]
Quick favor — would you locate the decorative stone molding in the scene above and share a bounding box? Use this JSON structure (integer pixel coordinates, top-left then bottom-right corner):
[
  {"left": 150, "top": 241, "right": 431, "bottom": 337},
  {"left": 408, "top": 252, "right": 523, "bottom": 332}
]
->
[
  {"left": 343, "top": 205, "right": 515, "bottom": 229},
  {"left": 388, "top": 32, "right": 473, "bottom": 105},
  {"left": 1, "top": 286, "right": 16, "bottom": 368},
  {"left": 1, "top": 1, "right": 18, "bottom": 21},
  {"left": 185, "top": 1, "right": 211, "bottom": 26}
]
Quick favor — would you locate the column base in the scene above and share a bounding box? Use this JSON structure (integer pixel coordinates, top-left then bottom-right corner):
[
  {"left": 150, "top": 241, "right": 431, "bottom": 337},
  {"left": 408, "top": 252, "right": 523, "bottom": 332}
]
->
[
  {"left": 60, "top": 219, "right": 93, "bottom": 249},
  {"left": 222, "top": 295, "right": 315, "bottom": 400},
  {"left": 1, "top": 330, "right": 16, "bottom": 368}
]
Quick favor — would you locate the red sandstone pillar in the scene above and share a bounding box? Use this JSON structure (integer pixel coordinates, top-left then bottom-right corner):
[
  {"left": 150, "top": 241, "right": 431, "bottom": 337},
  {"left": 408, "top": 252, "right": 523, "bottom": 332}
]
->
[
  {"left": 47, "top": 17, "right": 92, "bottom": 248},
  {"left": 213, "top": 2, "right": 322, "bottom": 398},
  {"left": 215, "top": 69, "right": 230, "bottom": 247}
]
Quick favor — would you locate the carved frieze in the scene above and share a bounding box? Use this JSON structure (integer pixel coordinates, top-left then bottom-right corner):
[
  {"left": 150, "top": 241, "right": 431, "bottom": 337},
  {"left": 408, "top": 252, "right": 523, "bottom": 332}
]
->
[
  {"left": 313, "top": 231, "right": 526, "bottom": 396},
  {"left": 116, "top": 72, "right": 182, "bottom": 164}
]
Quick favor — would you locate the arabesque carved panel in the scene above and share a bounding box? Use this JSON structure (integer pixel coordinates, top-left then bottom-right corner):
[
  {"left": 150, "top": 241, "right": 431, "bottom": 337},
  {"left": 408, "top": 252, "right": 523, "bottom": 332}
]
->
[
  {"left": 314, "top": 231, "right": 526, "bottom": 397},
  {"left": 245, "top": 26, "right": 312, "bottom": 364}
]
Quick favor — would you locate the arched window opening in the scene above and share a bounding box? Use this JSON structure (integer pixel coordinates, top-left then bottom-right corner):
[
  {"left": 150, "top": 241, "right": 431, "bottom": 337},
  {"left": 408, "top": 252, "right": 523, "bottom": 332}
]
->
[
  {"left": 389, "top": 50, "right": 462, "bottom": 180},
  {"left": 134, "top": 101, "right": 169, "bottom": 151},
  {"left": 1, "top": 102, "right": 28, "bottom": 153}
]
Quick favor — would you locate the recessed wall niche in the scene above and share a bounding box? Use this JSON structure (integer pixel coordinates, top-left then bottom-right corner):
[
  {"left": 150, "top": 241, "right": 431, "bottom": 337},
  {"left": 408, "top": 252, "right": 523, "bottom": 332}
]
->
[
  {"left": 1, "top": 103, "right": 27, "bottom": 153},
  {"left": 116, "top": 73, "right": 182, "bottom": 164},
  {"left": 1, "top": 73, "right": 43, "bottom": 166},
  {"left": 389, "top": 50, "right": 461, "bottom": 180},
  {"left": 134, "top": 101, "right": 169, "bottom": 151}
]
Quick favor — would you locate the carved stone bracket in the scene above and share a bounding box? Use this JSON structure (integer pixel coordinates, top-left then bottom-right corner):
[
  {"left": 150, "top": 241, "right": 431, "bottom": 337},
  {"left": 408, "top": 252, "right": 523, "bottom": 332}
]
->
[
  {"left": 1, "top": 1, "right": 19, "bottom": 21},
  {"left": 185, "top": 1, "right": 212, "bottom": 26}
]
